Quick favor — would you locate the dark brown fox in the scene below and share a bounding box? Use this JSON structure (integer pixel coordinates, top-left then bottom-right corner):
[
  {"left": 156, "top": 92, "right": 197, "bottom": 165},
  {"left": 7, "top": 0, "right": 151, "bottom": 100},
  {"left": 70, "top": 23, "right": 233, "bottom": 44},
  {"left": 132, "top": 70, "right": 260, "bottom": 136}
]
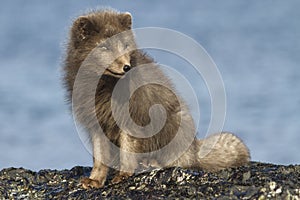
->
[{"left": 63, "top": 10, "right": 250, "bottom": 189}]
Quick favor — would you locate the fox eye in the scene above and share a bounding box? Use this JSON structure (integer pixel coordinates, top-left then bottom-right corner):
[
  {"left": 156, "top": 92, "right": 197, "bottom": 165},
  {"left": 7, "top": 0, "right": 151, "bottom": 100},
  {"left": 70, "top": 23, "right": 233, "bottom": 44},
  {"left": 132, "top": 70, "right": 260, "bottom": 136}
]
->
[{"left": 124, "top": 43, "right": 130, "bottom": 49}]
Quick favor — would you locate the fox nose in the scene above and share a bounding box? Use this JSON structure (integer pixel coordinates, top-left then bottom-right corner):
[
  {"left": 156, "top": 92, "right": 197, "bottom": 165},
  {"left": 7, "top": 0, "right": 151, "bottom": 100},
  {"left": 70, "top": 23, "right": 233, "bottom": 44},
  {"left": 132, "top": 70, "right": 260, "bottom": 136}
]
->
[{"left": 123, "top": 65, "right": 131, "bottom": 72}]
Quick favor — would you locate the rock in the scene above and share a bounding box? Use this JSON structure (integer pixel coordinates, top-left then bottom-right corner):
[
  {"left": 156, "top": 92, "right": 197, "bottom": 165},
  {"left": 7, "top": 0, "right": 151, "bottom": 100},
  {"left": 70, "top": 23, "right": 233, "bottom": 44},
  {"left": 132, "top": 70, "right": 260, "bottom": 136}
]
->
[{"left": 0, "top": 162, "right": 299, "bottom": 199}]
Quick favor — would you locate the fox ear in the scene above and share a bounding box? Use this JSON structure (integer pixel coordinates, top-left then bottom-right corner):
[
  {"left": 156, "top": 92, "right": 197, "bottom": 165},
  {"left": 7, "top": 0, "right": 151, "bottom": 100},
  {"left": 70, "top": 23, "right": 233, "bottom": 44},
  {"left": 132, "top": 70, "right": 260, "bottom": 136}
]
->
[
  {"left": 119, "top": 12, "right": 132, "bottom": 29},
  {"left": 71, "top": 16, "right": 96, "bottom": 48}
]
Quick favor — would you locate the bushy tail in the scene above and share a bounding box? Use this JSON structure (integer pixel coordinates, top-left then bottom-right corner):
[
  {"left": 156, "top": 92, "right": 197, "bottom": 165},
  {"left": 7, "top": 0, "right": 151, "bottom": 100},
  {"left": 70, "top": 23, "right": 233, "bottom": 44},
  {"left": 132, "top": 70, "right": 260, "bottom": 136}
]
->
[
  {"left": 173, "top": 132, "right": 250, "bottom": 171},
  {"left": 196, "top": 132, "right": 250, "bottom": 171}
]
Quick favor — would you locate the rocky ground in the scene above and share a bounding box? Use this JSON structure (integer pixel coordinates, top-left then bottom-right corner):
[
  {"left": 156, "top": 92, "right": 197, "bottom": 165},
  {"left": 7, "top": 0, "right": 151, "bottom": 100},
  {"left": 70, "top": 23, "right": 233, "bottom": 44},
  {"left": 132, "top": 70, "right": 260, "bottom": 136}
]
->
[{"left": 0, "top": 162, "right": 299, "bottom": 199}]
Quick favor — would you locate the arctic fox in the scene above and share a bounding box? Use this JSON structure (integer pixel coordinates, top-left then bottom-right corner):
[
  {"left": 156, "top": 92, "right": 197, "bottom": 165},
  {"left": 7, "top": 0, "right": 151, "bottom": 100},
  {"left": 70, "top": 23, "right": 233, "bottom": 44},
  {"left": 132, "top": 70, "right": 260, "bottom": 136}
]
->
[{"left": 63, "top": 10, "right": 250, "bottom": 189}]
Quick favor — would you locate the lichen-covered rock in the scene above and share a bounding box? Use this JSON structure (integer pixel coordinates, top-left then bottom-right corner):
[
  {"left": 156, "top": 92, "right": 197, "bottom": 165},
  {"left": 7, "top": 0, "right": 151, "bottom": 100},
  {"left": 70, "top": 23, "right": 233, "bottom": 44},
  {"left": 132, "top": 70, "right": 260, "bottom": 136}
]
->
[{"left": 0, "top": 162, "right": 299, "bottom": 199}]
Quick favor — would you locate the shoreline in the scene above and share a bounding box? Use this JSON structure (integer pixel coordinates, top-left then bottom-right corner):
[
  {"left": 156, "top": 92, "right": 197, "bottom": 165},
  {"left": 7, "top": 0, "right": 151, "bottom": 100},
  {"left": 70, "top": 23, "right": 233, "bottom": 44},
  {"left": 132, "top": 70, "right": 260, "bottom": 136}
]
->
[{"left": 1, "top": 162, "right": 299, "bottom": 199}]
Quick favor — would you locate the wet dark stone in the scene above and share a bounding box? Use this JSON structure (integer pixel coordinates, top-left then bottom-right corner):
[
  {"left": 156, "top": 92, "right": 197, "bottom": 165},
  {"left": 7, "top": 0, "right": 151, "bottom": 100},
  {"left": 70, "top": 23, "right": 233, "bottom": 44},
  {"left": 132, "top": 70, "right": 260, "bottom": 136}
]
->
[{"left": 0, "top": 162, "right": 299, "bottom": 199}]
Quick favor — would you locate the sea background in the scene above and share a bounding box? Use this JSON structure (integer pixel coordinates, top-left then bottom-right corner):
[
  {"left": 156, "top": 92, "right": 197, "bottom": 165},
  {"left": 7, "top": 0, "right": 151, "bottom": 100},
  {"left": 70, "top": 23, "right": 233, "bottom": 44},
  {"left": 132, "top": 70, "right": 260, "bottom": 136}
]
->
[{"left": 0, "top": 0, "right": 299, "bottom": 170}]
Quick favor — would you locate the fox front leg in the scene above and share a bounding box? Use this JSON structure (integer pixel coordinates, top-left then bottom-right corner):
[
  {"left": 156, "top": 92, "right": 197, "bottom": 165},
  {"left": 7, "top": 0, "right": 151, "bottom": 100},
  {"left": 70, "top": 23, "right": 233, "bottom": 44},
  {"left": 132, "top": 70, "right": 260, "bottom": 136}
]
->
[
  {"left": 111, "top": 131, "right": 137, "bottom": 184},
  {"left": 81, "top": 134, "right": 110, "bottom": 189}
]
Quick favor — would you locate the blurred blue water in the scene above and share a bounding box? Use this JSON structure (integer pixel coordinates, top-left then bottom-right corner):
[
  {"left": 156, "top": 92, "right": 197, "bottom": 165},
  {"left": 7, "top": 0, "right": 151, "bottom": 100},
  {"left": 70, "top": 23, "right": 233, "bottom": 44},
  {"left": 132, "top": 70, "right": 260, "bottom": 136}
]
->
[{"left": 0, "top": 0, "right": 299, "bottom": 170}]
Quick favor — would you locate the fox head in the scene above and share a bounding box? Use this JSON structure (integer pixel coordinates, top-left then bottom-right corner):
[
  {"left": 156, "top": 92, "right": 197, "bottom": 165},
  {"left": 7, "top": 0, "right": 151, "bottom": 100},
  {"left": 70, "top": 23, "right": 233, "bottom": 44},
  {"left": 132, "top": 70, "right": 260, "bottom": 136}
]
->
[{"left": 69, "top": 10, "right": 136, "bottom": 78}]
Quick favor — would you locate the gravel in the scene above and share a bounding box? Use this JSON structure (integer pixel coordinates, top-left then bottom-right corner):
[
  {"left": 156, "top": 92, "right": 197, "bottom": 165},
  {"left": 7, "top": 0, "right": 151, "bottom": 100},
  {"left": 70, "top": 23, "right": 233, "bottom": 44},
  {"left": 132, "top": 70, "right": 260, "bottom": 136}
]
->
[{"left": 0, "top": 162, "right": 299, "bottom": 199}]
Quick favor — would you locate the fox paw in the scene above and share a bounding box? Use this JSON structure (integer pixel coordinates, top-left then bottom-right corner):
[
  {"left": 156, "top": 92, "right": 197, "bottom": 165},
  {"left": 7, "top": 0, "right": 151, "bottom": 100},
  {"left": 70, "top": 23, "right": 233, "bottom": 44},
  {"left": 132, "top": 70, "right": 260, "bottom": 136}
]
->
[
  {"left": 80, "top": 177, "right": 104, "bottom": 189},
  {"left": 111, "top": 172, "right": 132, "bottom": 184}
]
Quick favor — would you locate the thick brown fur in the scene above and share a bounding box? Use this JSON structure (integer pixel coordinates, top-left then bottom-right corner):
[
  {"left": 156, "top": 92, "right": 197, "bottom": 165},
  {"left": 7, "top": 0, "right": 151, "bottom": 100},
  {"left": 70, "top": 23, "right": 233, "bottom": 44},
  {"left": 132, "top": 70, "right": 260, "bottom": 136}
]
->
[{"left": 63, "top": 9, "right": 250, "bottom": 189}]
